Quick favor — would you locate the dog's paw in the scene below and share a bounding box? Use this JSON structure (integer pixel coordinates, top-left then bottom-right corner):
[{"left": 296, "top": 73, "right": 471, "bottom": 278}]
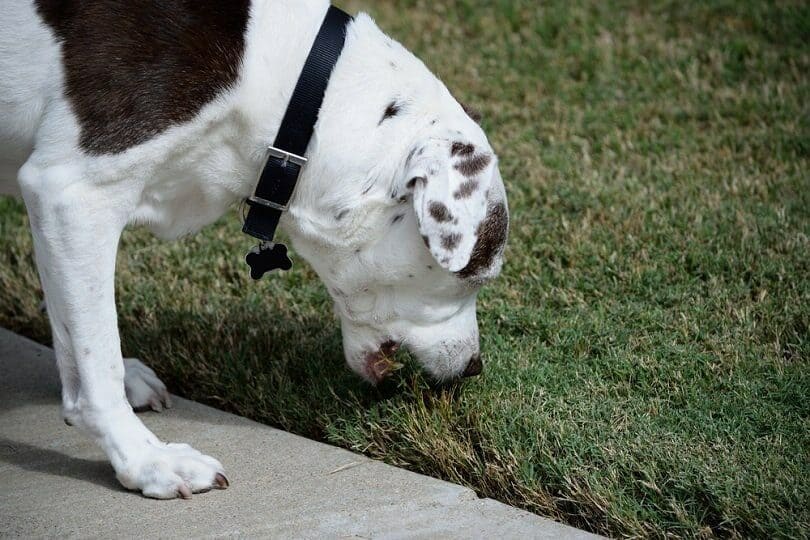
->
[
  {"left": 124, "top": 357, "right": 172, "bottom": 412},
  {"left": 117, "top": 442, "right": 229, "bottom": 499}
]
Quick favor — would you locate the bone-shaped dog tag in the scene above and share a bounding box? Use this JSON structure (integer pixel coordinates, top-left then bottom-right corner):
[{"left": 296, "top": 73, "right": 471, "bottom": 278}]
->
[{"left": 245, "top": 242, "right": 293, "bottom": 280}]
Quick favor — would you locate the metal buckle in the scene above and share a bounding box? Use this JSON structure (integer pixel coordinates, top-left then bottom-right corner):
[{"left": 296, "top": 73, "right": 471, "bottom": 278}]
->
[
  {"left": 266, "top": 146, "right": 308, "bottom": 167},
  {"left": 248, "top": 146, "right": 308, "bottom": 212}
]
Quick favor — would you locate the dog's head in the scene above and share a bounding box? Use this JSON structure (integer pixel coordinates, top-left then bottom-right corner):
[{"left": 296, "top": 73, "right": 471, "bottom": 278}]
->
[{"left": 282, "top": 14, "right": 508, "bottom": 383}]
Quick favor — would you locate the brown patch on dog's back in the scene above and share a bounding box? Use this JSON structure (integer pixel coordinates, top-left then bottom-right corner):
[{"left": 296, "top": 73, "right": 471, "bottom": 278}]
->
[
  {"left": 457, "top": 201, "right": 508, "bottom": 280},
  {"left": 36, "top": 0, "right": 250, "bottom": 155}
]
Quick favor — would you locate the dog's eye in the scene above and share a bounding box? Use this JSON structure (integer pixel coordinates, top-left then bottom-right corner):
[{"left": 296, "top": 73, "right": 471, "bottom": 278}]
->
[{"left": 379, "top": 101, "right": 402, "bottom": 125}]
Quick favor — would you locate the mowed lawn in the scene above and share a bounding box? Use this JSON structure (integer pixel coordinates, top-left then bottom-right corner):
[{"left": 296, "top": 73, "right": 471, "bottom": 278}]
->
[{"left": 1, "top": 0, "right": 808, "bottom": 537}]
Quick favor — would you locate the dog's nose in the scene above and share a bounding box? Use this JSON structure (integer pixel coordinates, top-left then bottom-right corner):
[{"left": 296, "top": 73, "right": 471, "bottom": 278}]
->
[{"left": 461, "top": 353, "right": 483, "bottom": 378}]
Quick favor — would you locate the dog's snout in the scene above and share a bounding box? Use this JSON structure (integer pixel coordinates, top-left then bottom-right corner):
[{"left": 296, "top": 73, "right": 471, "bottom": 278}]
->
[{"left": 461, "top": 353, "right": 482, "bottom": 378}]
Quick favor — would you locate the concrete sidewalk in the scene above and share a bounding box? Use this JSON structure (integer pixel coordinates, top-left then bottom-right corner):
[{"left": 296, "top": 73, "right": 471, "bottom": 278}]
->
[{"left": 0, "top": 328, "right": 599, "bottom": 539}]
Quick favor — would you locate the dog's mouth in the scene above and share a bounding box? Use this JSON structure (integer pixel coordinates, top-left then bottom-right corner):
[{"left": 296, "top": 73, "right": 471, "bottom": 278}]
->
[
  {"left": 359, "top": 338, "right": 483, "bottom": 384},
  {"left": 362, "top": 340, "right": 403, "bottom": 383}
]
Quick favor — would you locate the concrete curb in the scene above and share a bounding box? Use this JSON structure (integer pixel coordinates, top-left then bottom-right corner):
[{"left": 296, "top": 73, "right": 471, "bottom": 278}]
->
[{"left": 0, "top": 327, "right": 601, "bottom": 539}]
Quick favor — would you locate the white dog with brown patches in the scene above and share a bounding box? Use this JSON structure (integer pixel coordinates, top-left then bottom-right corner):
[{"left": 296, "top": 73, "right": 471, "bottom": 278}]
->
[{"left": 0, "top": 0, "right": 508, "bottom": 498}]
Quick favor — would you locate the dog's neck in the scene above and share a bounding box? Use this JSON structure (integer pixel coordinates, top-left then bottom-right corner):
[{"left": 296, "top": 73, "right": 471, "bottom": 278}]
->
[
  {"left": 235, "top": 1, "right": 399, "bottom": 253},
  {"left": 235, "top": 0, "right": 332, "bottom": 181}
]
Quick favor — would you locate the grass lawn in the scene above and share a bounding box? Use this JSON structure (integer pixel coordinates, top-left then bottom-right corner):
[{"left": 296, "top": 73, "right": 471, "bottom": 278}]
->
[{"left": 1, "top": 0, "right": 808, "bottom": 537}]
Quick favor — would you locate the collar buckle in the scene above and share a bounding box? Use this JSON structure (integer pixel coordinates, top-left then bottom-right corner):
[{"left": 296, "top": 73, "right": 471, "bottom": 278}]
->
[{"left": 246, "top": 146, "right": 309, "bottom": 211}]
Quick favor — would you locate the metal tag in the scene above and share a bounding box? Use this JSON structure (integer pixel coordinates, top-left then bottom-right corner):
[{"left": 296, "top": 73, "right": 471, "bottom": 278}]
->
[{"left": 245, "top": 242, "right": 293, "bottom": 280}]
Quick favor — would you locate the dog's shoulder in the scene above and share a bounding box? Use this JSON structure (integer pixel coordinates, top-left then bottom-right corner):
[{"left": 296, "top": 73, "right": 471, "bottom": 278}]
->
[{"left": 36, "top": 0, "right": 251, "bottom": 156}]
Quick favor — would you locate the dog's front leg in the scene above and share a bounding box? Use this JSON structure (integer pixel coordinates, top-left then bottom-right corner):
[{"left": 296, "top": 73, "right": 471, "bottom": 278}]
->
[{"left": 19, "top": 161, "right": 228, "bottom": 499}]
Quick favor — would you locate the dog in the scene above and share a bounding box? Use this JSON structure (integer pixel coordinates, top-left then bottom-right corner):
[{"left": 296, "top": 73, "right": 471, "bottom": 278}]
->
[{"left": 0, "top": 0, "right": 509, "bottom": 499}]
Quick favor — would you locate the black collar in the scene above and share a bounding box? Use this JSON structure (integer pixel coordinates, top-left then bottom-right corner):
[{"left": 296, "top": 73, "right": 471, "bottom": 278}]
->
[{"left": 243, "top": 6, "right": 352, "bottom": 280}]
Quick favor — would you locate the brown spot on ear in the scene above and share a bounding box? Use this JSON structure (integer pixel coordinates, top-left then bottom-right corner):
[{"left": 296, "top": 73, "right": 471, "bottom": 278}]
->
[
  {"left": 441, "top": 233, "right": 462, "bottom": 251},
  {"left": 451, "top": 142, "right": 475, "bottom": 157},
  {"left": 453, "top": 180, "right": 479, "bottom": 199},
  {"left": 457, "top": 202, "right": 508, "bottom": 280},
  {"left": 429, "top": 201, "right": 453, "bottom": 223},
  {"left": 455, "top": 154, "right": 493, "bottom": 177},
  {"left": 35, "top": 0, "right": 250, "bottom": 155}
]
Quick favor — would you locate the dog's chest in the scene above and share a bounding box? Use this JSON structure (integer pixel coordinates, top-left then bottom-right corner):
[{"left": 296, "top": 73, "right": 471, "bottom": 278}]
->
[
  {"left": 130, "top": 132, "right": 251, "bottom": 239},
  {"left": 134, "top": 174, "right": 229, "bottom": 240}
]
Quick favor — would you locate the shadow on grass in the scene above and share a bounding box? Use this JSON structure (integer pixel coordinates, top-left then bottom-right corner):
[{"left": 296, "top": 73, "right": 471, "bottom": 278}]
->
[
  {"left": 116, "top": 299, "right": 435, "bottom": 438},
  {"left": 0, "top": 270, "right": 477, "bottom": 506}
]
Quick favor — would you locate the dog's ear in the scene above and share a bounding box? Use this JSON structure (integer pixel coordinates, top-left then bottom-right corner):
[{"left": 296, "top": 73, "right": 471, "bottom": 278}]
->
[{"left": 404, "top": 138, "right": 496, "bottom": 272}]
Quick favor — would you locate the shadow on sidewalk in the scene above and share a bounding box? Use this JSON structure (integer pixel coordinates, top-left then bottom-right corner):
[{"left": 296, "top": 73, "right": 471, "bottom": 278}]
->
[{"left": 0, "top": 437, "right": 121, "bottom": 492}]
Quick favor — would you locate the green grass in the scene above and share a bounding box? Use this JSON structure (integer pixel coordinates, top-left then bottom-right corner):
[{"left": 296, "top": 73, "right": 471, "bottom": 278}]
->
[{"left": 1, "top": 0, "right": 808, "bottom": 537}]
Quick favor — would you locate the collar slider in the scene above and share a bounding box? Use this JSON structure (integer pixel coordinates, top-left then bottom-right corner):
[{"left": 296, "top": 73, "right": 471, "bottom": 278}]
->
[
  {"left": 266, "top": 146, "right": 308, "bottom": 168},
  {"left": 247, "top": 195, "right": 288, "bottom": 212}
]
